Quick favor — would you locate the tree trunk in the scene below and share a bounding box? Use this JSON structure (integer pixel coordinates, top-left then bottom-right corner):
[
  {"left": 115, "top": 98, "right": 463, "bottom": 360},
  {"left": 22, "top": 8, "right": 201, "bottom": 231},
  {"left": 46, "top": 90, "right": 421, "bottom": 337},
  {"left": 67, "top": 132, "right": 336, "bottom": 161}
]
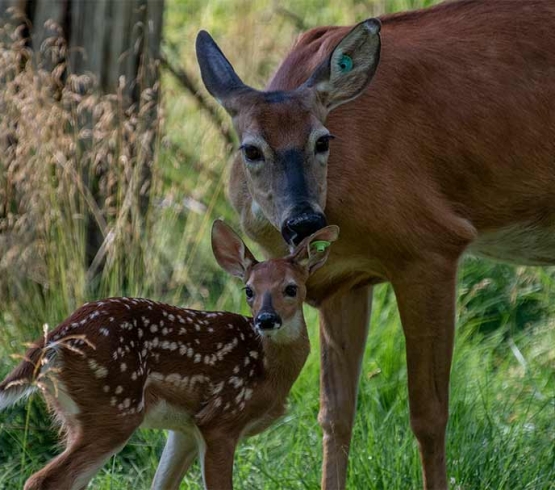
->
[
  {"left": 1, "top": 0, "right": 163, "bottom": 100},
  {"left": 0, "top": 0, "right": 164, "bottom": 268}
]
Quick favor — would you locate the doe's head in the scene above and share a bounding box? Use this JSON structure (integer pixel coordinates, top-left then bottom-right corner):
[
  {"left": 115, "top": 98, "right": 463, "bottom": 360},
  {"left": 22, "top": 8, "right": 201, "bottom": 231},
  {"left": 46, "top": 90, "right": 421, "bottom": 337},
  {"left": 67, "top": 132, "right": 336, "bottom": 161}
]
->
[
  {"left": 211, "top": 220, "right": 339, "bottom": 341},
  {"left": 196, "top": 20, "right": 380, "bottom": 246}
]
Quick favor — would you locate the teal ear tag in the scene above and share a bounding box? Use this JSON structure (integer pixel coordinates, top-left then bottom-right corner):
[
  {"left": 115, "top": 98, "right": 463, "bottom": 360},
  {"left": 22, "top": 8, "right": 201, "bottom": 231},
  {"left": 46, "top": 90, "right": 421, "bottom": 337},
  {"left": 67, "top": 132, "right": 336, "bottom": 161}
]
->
[
  {"left": 311, "top": 240, "right": 331, "bottom": 253},
  {"left": 338, "top": 54, "right": 353, "bottom": 73}
]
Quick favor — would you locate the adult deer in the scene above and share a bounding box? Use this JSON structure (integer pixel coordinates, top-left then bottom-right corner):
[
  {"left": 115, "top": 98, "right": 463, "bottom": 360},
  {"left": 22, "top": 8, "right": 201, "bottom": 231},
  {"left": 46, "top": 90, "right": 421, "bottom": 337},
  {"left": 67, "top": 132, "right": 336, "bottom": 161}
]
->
[
  {"left": 0, "top": 221, "right": 338, "bottom": 490},
  {"left": 195, "top": 0, "right": 555, "bottom": 488}
]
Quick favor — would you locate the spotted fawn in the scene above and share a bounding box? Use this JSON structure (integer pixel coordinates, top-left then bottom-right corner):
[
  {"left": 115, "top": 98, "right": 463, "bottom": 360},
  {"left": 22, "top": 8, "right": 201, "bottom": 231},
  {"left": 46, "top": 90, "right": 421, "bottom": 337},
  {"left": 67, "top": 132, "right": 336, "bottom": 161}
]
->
[{"left": 0, "top": 220, "right": 339, "bottom": 490}]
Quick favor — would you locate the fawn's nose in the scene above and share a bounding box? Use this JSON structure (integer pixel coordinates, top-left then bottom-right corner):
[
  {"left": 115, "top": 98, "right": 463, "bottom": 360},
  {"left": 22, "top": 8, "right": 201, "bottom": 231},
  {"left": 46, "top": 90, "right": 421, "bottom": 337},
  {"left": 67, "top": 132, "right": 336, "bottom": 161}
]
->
[
  {"left": 281, "top": 210, "right": 327, "bottom": 246},
  {"left": 255, "top": 311, "right": 282, "bottom": 331}
]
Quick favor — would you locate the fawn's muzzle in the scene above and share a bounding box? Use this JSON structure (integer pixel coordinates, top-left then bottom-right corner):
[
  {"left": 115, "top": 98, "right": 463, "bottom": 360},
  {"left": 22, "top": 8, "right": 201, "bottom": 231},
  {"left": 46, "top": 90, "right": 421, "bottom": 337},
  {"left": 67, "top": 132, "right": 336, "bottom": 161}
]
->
[{"left": 255, "top": 311, "right": 282, "bottom": 331}]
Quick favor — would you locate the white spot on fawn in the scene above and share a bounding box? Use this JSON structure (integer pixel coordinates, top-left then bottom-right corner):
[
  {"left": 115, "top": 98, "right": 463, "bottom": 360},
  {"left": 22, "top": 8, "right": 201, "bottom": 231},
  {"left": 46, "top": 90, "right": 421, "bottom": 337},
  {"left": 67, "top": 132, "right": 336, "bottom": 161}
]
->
[
  {"left": 88, "top": 359, "right": 108, "bottom": 379},
  {"left": 229, "top": 376, "right": 244, "bottom": 388},
  {"left": 166, "top": 373, "right": 182, "bottom": 385},
  {"left": 212, "top": 381, "right": 224, "bottom": 394}
]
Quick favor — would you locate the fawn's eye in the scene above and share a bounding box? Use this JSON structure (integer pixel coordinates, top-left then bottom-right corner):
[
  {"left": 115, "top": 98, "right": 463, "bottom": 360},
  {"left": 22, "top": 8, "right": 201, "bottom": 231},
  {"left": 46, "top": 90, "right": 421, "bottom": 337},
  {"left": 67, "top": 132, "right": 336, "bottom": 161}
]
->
[
  {"left": 315, "top": 135, "right": 333, "bottom": 154},
  {"left": 284, "top": 285, "right": 298, "bottom": 297},
  {"left": 242, "top": 145, "right": 264, "bottom": 162},
  {"left": 245, "top": 286, "right": 254, "bottom": 299}
]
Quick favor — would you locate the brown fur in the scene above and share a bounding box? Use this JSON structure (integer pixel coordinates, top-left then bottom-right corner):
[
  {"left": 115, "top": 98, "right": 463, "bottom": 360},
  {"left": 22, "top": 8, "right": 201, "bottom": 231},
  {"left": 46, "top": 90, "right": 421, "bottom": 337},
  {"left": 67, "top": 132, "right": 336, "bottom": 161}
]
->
[{"left": 197, "top": 1, "right": 555, "bottom": 488}]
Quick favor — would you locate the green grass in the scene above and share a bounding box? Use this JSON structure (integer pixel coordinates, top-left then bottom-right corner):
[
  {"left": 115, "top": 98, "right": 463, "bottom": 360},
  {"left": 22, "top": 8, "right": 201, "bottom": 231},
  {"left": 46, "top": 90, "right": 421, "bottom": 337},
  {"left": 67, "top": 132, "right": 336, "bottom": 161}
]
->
[
  {"left": 1, "top": 0, "right": 555, "bottom": 489},
  {"left": 1, "top": 280, "right": 554, "bottom": 489}
]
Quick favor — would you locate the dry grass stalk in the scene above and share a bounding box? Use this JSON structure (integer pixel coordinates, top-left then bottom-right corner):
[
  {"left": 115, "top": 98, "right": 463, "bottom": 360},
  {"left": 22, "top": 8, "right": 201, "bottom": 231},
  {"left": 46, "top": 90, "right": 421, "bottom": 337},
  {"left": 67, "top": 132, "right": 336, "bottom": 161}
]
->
[{"left": 0, "top": 20, "right": 161, "bottom": 317}]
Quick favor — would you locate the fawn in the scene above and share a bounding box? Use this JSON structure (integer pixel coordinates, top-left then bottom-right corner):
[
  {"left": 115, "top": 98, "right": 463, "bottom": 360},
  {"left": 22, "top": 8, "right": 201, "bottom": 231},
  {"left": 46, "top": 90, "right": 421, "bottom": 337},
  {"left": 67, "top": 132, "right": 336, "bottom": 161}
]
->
[{"left": 0, "top": 220, "right": 339, "bottom": 490}]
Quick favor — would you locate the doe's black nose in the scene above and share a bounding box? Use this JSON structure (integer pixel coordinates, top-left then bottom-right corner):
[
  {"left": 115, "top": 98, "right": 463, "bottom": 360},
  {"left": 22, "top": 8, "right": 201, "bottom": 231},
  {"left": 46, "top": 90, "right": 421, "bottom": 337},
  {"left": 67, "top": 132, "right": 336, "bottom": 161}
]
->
[
  {"left": 255, "top": 311, "right": 282, "bottom": 330},
  {"left": 281, "top": 212, "right": 327, "bottom": 246}
]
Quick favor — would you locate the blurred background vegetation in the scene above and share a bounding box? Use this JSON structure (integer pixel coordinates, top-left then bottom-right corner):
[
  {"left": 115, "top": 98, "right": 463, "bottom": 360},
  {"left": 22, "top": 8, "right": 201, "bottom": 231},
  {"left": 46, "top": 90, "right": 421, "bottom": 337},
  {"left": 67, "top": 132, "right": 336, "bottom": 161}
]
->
[{"left": 0, "top": 0, "right": 553, "bottom": 488}]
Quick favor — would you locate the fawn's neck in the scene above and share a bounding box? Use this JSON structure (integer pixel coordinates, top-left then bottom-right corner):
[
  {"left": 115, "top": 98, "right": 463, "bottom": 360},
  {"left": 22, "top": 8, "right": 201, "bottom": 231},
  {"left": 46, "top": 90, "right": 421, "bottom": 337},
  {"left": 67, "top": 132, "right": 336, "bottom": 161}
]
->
[{"left": 260, "top": 313, "right": 310, "bottom": 390}]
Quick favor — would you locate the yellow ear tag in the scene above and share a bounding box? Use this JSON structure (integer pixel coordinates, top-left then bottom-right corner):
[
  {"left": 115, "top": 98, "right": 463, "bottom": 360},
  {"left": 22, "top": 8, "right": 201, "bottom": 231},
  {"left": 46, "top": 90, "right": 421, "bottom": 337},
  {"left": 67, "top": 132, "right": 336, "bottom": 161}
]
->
[{"left": 311, "top": 240, "right": 331, "bottom": 253}]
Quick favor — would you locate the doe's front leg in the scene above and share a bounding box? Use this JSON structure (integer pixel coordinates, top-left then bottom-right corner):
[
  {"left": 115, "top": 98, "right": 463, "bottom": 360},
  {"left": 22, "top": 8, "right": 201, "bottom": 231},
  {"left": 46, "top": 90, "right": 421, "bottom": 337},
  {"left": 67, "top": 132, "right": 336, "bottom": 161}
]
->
[
  {"left": 318, "top": 285, "right": 373, "bottom": 490},
  {"left": 392, "top": 257, "right": 459, "bottom": 490}
]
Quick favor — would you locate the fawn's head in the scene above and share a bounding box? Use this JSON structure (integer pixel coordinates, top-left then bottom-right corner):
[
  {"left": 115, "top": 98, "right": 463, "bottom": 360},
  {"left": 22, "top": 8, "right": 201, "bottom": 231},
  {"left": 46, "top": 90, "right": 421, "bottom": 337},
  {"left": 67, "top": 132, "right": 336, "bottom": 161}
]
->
[
  {"left": 196, "top": 20, "right": 380, "bottom": 246},
  {"left": 212, "top": 220, "right": 339, "bottom": 342}
]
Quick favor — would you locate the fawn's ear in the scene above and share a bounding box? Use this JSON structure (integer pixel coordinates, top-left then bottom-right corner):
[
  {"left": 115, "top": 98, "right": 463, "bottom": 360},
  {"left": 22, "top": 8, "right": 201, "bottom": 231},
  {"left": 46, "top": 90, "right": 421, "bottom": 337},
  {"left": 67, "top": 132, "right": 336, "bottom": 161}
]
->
[
  {"left": 291, "top": 225, "right": 339, "bottom": 275},
  {"left": 304, "top": 19, "right": 381, "bottom": 112},
  {"left": 211, "top": 220, "right": 258, "bottom": 280}
]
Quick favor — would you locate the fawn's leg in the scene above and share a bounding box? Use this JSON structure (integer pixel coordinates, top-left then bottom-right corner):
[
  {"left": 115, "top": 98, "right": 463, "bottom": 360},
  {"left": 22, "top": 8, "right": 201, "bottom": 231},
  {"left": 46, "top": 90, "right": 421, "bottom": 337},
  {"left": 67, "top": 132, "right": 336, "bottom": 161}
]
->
[
  {"left": 319, "top": 285, "right": 373, "bottom": 490},
  {"left": 200, "top": 433, "right": 239, "bottom": 490},
  {"left": 392, "top": 257, "right": 458, "bottom": 490},
  {"left": 24, "top": 420, "right": 139, "bottom": 490},
  {"left": 151, "top": 430, "right": 198, "bottom": 490}
]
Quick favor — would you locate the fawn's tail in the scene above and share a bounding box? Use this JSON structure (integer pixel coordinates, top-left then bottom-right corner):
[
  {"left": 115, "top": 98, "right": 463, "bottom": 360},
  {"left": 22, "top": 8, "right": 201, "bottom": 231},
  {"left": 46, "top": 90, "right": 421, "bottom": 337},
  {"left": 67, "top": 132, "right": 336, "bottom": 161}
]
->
[{"left": 0, "top": 345, "right": 43, "bottom": 410}]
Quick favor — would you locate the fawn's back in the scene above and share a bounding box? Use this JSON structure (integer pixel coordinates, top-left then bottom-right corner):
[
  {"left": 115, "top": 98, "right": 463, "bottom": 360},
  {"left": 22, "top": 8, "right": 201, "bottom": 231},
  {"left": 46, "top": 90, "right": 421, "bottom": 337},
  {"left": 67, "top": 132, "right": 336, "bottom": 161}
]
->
[{"left": 30, "top": 298, "right": 267, "bottom": 427}]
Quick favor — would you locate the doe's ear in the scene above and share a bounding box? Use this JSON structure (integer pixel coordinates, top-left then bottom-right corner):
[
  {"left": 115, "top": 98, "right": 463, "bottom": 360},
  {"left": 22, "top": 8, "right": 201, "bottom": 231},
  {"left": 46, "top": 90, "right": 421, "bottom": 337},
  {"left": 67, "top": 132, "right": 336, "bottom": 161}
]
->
[
  {"left": 195, "top": 30, "right": 253, "bottom": 110},
  {"left": 211, "top": 220, "right": 258, "bottom": 280},
  {"left": 304, "top": 18, "right": 381, "bottom": 112},
  {"left": 291, "top": 225, "right": 340, "bottom": 275}
]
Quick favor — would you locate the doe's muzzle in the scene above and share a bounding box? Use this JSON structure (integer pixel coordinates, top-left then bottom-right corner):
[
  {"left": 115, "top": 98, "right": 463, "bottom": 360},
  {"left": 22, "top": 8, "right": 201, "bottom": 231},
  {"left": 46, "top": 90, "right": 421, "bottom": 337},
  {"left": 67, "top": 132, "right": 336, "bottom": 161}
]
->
[{"left": 281, "top": 211, "right": 327, "bottom": 246}]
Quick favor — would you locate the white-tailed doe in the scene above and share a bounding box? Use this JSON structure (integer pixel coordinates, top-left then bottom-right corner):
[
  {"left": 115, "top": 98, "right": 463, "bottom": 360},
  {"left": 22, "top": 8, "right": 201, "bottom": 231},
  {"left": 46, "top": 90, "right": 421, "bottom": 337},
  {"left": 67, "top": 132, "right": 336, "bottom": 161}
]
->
[{"left": 0, "top": 220, "right": 338, "bottom": 490}]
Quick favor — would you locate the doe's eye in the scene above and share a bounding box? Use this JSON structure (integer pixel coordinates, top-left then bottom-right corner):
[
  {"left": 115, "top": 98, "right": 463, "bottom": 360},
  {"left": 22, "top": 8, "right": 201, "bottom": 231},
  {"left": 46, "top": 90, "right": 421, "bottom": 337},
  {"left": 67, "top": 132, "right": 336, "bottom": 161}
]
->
[
  {"left": 245, "top": 286, "right": 254, "bottom": 299},
  {"left": 242, "top": 145, "right": 264, "bottom": 162},
  {"left": 284, "top": 285, "right": 298, "bottom": 297},
  {"left": 315, "top": 135, "right": 333, "bottom": 154}
]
